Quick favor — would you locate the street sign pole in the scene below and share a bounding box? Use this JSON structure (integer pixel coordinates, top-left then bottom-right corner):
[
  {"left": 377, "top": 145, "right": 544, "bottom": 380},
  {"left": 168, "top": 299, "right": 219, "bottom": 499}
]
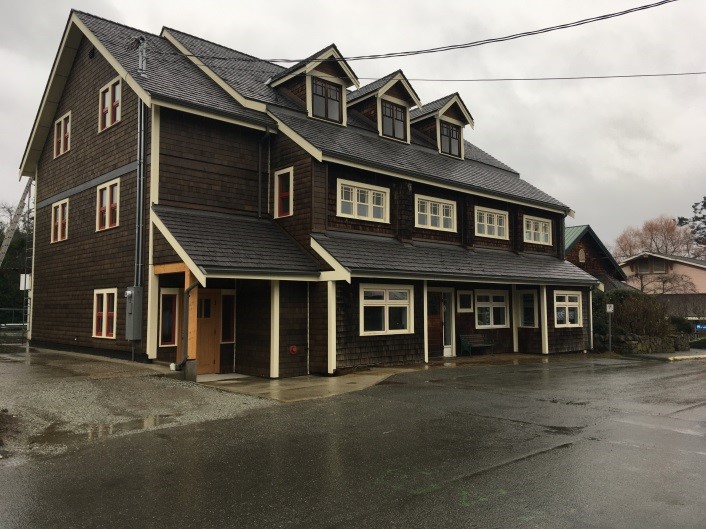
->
[{"left": 606, "top": 304, "right": 614, "bottom": 353}]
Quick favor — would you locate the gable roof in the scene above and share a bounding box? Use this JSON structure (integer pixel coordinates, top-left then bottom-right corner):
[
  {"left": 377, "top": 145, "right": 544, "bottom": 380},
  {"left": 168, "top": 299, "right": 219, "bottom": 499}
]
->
[
  {"left": 620, "top": 252, "right": 706, "bottom": 270},
  {"left": 347, "top": 70, "right": 422, "bottom": 107},
  {"left": 410, "top": 93, "right": 474, "bottom": 127},
  {"left": 564, "top": 225, "right": 626, "bottom": 280},
  {"left": 268, "top": 43, "right": 359, "bottom": 88}
]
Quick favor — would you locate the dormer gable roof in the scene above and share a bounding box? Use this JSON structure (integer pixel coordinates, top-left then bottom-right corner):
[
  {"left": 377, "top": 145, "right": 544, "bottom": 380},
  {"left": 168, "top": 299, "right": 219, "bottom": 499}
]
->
[
  {"left": 565, "top": 225, "right": 627, "bottom": 280},
  {"left": 268, "top": 44, "right": 359, "bottom": 89},
  {"left": 619, "top": 252, "right": 706, "bottom": 271},
  {"left": 411, "top": 93, "right": 474, "bottom": 128},
  {"left": 347, "top": 70, "right": 422, "bottom": 108}
]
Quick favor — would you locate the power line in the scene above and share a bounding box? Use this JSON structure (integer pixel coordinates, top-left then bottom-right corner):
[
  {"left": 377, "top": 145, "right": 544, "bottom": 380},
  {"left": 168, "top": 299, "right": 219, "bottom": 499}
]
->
[{"left": 391, "top": 71, "right": 706, "bottom": 82}]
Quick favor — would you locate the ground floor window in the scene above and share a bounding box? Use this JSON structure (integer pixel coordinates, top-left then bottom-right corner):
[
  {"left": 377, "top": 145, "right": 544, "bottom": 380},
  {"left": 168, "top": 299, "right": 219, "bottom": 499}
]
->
[
  {"left": 360, "top": 285, "right": 414, "bottom": 336},
  {"left": 554, "top": 291, "right": 582, "bottom": 327},
  {"left": 475, "top": 290, "right": 509, "bottom": 329},
  {"left": 221, "top": 291, "right": 235, "bottom": 343},
  {"left": 519, "top": 291, "right": 537, "bottom": 328},
  {"left": 93, "top": 288, "right": 117, "bottom": 338},
  {"left": 159, "top": 288, "right": 179, "bottom": 346}
]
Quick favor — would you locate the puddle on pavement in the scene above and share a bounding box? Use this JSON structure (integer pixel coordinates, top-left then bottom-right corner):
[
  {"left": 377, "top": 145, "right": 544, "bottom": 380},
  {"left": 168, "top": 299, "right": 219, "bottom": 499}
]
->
[{"left": 28, "top": 415, "right": 176, "bottom": 447}]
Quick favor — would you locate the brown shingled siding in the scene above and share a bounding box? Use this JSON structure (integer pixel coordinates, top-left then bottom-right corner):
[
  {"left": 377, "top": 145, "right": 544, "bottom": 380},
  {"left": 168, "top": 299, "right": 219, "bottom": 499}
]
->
[
  {"left": 278, "top": 281, "right": 309, "bottom": 378},
  {"left": 235, "top": 280, "right": 271, "bottom": 377},
  {"left": 566, "top": 233, "right": 620, "bottom": 280},
  {"left": 308, "top": 281, "right": 329, "bottom": 375}
]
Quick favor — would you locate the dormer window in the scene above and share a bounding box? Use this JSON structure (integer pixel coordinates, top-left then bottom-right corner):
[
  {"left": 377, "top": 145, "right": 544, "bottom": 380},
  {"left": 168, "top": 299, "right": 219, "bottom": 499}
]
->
[
  {"left": 381, "top": 100, "right": 407, "bottom": 141},
  {"left": 440, "top": 121, "right": 461, "bottom": 157},
  {"left": 312, "top": 77, "right": 342, "bottom": 123}
]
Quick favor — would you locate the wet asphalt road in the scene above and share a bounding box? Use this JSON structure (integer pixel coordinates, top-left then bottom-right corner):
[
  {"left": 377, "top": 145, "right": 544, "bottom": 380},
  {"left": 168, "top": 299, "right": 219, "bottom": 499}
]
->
[{"left": 1, "top": 356, "right": 705, "bottom": 528}]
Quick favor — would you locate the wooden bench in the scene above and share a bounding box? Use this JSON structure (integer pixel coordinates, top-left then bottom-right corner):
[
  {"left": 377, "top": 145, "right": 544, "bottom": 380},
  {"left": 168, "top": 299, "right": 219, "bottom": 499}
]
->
[{"left": 457, "top": 334, "right": 494, "bottom": 356}]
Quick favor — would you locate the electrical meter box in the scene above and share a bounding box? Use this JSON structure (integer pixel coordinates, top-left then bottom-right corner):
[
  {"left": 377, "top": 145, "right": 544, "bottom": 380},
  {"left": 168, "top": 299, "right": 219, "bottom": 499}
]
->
[{"left": 125, "top": 286, "right": 143, "bottom": 341}]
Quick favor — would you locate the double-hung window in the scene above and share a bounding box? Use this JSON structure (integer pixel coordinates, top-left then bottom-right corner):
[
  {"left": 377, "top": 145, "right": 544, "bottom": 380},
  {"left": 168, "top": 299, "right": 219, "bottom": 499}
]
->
[
  {"left": 94, "top": 288, "right": 117, "bottom": 339},
  {"left": 524, "top": 215, "right": 552, "bottom": 245},
  {"left": 554, "top": 291, "right": 582, "bottom": 328},
  {"left": 96, "top": 179, "right": 120, "bottom": 231},
  {"left": 99, "top": 77, "right": 122, "bottom": 131},
  {"left": 159, "top": 289, "right": 179, "bottom": 347},
  {"left": 51, "top": 199, "right": 69, "bottom": 243},
  {"left": 637, "top": 260, "right": 649, "bottom": 274},
  {"left": 381, "top": 100, "right": 407, "bottom": 141},
  {"left": 312, "top": 77, "right": 342, "bottom": 123},
  {"left": 54, "top": 111, "right": 71, "bottom": 158},
  {"left": 416, "top": 195, "right": 456, "bottom": 232},
  {"left": 360, "top": 285, "right": 414, "bottom": 336},
  {"left": 274, "top": 167, "right": 293, "bottom": 218},
  {"left": 519, "top": 291, "right": 538, "bottom": 328},
  {"left": 475, "top": 207, "right": 508, "bottom": 240},
  {"left": 476, "top": 290, "right": 509, "bottom": 329},
  {"left": 337, "top": 179, "right": 389, "bottom": 223},
  {"left": 440, "top": 121, "right": 461, "bottom": 157}
]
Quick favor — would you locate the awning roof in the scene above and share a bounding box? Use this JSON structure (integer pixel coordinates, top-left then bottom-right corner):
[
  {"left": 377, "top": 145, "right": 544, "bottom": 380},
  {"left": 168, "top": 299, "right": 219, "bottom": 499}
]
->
[{"left": 313, "top": 231, "right": 599, "bottom": 286}]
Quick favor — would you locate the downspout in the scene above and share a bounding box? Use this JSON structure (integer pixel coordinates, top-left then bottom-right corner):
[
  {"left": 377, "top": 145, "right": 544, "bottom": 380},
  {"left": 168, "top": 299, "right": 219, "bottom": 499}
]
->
[
  {"left": 257, "top": 127, "right": 271, "bottom": 219},
  {"left": 134, "top": 100, "right": 146, "bottom": 287},
  {"left": 176, "top": 281, "right": 199, "bottom": 370}
]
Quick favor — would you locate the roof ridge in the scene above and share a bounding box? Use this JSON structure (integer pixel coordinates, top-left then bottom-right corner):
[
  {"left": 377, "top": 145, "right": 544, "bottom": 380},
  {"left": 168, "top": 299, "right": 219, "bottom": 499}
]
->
[
  {"left": 72, "top": 10, "right": 162, "bottom": 39},
  {"left": 162, "top": 26, "right": 285, "bottom": 71}
]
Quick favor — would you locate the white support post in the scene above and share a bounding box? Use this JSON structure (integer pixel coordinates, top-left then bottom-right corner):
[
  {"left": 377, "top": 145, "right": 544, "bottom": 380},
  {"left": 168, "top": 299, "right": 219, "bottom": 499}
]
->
[
  {"left": 540, "top": 285, "right": 549, "bottom": 355},
  {"left": 327, "top": 281, "right": 337, "bottom": 375},
  {"left": 145, "top": 250, "right": 159, "bottom": 358},
  {"left": 512, "top": 285, "right": 519, "bottom": 353},
  {"left": 270, "top": 280, "right": 280, "bottom": 379},
  {"left": 423, "top": 280, "right": 429, "bottom": 363},
  {"left": 589, "top": 289, "right": 594, "bottom": 351}
]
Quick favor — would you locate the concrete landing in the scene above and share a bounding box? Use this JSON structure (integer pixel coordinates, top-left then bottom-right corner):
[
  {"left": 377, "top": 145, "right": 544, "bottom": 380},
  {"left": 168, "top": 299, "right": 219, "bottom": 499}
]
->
[{"left": 637, "top": 349, "right": 706, "bottom": 362}]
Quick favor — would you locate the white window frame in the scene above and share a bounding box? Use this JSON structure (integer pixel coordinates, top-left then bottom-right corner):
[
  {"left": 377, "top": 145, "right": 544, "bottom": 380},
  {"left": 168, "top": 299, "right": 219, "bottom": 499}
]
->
[
  {"left": 54, "top": 111, "right": 71, "bottom": 158},
  {"left": 475, "top": 206, "right": 509, "bottom": 240},
  {"left": 306, "top": 71, "right": 347, "bottom": 126},
  {"left": 159, "top": 288, "right": 180, "bottom": 347},
  {"left": 475, "top": 290, "right": 509, "bottom": 329},
  {"left": 336, "top": 179, "right": 390, "bottom": 223},
  {"left": 93, "top": 288, "right": 118, "bottom": 339},
  {"left": 457, "top": 290, "right": 474, "bottom": 313},
  {"left": 96, "top": 178, "right": 120, "bottom": 231},
  {"left": 578, "top": 249, "right": 586, "bottom": 263},
  {"left": 359, "top": 284, "right": 414, "bottom": 336},
  {"left": 415, "top": 194, "right": 456, "bottom": 232},
  {"left": 518, "top": 290, "right": 538, "bottom": 328},
  {"left": 437, "top": 116, "right": 465, "bottom": 159},
  {"left": 51, "top": 198, "right": 69, "bottom": 243},
  {"left": 221, "top": 289, "right": 236, "bottom": 345},
  {"left": 274, "top": 167, "right": 294, "bottom": 219},
  {"left": 523, "top": 215, "right": 552, "bottom": 245},
  {"left": 98, "top": 77, "right": 122, "bottom": 132},
  {"left": 554, "top": 291, "right": 582, "bottom": 328},
  {"left": 377, "top": 95, "right": 410, "bottom": 144}
]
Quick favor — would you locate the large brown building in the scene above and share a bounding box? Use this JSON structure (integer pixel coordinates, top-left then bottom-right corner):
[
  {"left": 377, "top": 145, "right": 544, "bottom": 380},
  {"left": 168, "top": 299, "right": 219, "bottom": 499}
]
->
[{"left": 20, "top": 11, "right": 597, "bottom": 378}]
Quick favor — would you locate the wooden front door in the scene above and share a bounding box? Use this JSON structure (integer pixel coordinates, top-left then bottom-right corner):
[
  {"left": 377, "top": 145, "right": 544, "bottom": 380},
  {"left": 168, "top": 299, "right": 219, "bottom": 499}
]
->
[
  {"left": 196, "top": 290, "right": 220, "bottom": 374},
  {"left": 427, "top": 292, "right": 444, "bottom": 357}
]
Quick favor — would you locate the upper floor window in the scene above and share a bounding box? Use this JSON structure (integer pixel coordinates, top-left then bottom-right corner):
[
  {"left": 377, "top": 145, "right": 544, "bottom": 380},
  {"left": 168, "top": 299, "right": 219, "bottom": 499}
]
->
[
  {"left": 524, "top": 215, "right": 552, "bottom": 245},
  {"left": 415, "top": 195, "right": 456, "bottom": 232},
  {"left": 99, "top": 77, "right": 122, "bottom": 131},
  {"left": 637, "top": 260, "right": 649, "bottom": 274},
  {"left": 440, "top": 121, "right": 461, "bottom": 157},
  {"left": 96, "top": 178, "right": 120, "bottom": 231},
  {"left": 54, "top": 112, "right": 71, "bottom": 158},
  {"left": 476, "top": 290, "right": 509, "bottom": 329},
  {"left": 93, "top": 288, "right": 117, "bottom": 339},
  {"left": 51, "top": 198, "right": 69, "bottom": 243},
  {"left": 652, "top": 259, "right": 666, "bottom": 273},
  {"left": 554, "top": 291, "right": 582, "bottom": 327},
  {"left": 381, "top": 100, "right": 406, "bottom": 141},
  {"left": 274, "top": 167, "right": 293, "bottom": 218},
  {"left": 475, "top": 207, "right": 508, "bottom": 240},
  {"left": 337, "top": 179, "right": 389, "bottom": 223},
  {"left": 312, "top": 77, "right": 342, "bottom": 123},
  {"left": 578, "top": 249, "right": 586, "bottom": 263},
  {"left": 360, "top": 285, "right": 414, "bottom": 336}
]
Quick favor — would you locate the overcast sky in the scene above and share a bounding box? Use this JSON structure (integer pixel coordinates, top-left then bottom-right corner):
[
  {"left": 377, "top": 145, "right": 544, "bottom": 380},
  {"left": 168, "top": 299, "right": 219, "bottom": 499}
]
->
[{"left": 2, "top": 0, "right": 704, "bottom": 245}]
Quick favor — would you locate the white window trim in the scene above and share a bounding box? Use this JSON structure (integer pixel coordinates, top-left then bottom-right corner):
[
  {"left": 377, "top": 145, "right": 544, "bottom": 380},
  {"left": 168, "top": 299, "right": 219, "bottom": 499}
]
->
[
  {"left": 95, "top": 177, "right": 121, "bottom": 231},
  {"left": 306, "top": 71, "right": 347, "bottom": 126},
  {"left": 273, "top": 167, "right": 294, "bottom": 219},
  {"left": 359, "top": 284, "right": 414, "bottom": 336},
  {"left": 93, "top": 288, "right": 118, "bottom": 339},
  {"left": 54, "top": 111, "right": 71, "bottom": 158},
  {"left": 578, "top": 248, "right": 586, "bottom": 263},
  {"left": 98, "top": 76, "right": 122, "bottom": 132},
  {"left": 518, "top": 290, "right": 538, "bottom": 328},
  {"left": 436, "top": 116, "right": 465, "bottom": 159},
  {"left": 475, "top": 290, "right": 510, "bottom": 329},
  {"left": 336, "top": 179, "right": 390, "bottom": 223},
  {"left": 159, "top": 288, "right": 180, "bottom": 347},
  {"left": 415, "top": 194, "right": 457, "bottom": 232},
  {"left": 221, "top": 289, "right": 236, "bottom": 344},
  {"left": 475, "top": 206, "right": 509, "bottom": 241},
  {"left": 377, "top": 94, "right": 411, "bottom": 144},
  {"left": 554, "top": 290, "right": 582, "bottom": 328},
  {"left": 523, "top": 215, "right": 552, "bottom": 246},
  {"left": 457, "top": 290, "right": 474, "bottom": 313},
  {"left": 51, "top": 198, "right": 69, "bottom": 243}
]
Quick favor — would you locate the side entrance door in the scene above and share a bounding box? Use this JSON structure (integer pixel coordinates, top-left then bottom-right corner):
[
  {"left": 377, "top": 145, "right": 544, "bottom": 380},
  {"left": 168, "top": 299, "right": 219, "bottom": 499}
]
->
[
  {"left": 196, "top": 289, "right": 220, "bottom": 374},
  {"left": 427, "top": 290, "right": 455, "bottom": 357}
]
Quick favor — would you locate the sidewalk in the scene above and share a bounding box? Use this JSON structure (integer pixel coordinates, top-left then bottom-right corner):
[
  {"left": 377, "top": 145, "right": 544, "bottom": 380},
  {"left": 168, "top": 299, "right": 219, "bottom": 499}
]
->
[{"left": 632, "top": 348, "right": 706, "bottom": 362}]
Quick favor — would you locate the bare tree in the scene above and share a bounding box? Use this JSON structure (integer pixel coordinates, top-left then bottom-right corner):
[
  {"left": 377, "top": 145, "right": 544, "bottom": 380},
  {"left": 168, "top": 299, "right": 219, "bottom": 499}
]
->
[
  {"left": 626, "top": 271, "right": 697, "bottom": 294},
  {"left": 613, "top": 215, "right": 701, "bottom": 261}
]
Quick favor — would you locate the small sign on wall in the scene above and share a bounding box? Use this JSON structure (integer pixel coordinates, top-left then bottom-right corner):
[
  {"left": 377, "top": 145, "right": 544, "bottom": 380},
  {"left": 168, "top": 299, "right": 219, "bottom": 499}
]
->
[
  {"left": 696, "top": 323, "right": 706, "bottom": 333},
  {"left": 606, "top": 304, "right": 614, "bottom": 314},
  {"left": 19, "top": 274, "right": 31, "bottom": 291}
]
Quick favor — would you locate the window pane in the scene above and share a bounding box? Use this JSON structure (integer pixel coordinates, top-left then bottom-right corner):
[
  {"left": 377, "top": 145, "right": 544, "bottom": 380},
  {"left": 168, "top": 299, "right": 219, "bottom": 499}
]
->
[
  {"left": 568, "top": 296, "right": 579, "bottom": 303},
  {"left": 418, "top": 213, "right": 427, "bottom": 225},
  {"left": 492, "top": 306, "right": 506, "bottom": 326},
  {"left": 568, "top": 307, "right": 579, "bottom": 324},
  {"left": 341, "top": 186, "right": 352, "bottom": 201},
  {"left": 388, "top": 290, "right": 408, "bottom": 301},
  {"left": 161, "top": 294, "right": 176, "bottom": 345},
  {"left": 357, "top": 189, "right": 369, "bottom": 204},
  {"left": 556, "top": 295, "right": 566, "bottom": 303},
  {"left": 477, "top": 307, "right": 491, "bottom": 326},
  {"left": 363, "top": 306, "right": 385, "bottom": 332},
  {"left": 556, "top": 308, "right": 566, "bottom": 325},
  {"left": 477, "top": 224, "right": 485, "bottom": 234},
  {"left": 492, "top": 295, "right": 505, "bottom": 303},
  {"left": 327, "top": 98, "right": 340, "bottom": 122},
  {"left": 373, "top": 205, "right": 384, "bottom": 219},
  {"left": 394, "top": 118, "right": 405, "bottom": 139},
  {"left": 341, "top": 201, "right": 353, "bottom": 215},
  {"left": 459, "top": 294, "right": 473, "bottom": 309},
  {"left": 313, "top": 94, "right": 325, "bottom": 118},
  {"left": 357, "top": 203, "right": 369, "bottom": 217},
  {"left": 363, "top": 290, "right": 385, "bottom": 300},
  {"left": 388, "top": 307, "right": 408, "bottom": 330},
  {"left": 477, "top": 295, "right": 490, "bottom": 303},
  {"left": 443, "top": 217, "right": 452, "bottom": 229}
]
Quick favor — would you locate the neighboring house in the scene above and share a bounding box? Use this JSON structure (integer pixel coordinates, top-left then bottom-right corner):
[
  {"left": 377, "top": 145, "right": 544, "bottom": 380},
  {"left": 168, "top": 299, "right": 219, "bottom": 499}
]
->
[
  {"left": 20, "top": 11, "right": 597, "bottom": 378},
  {"left": 620, "top": 253, "right": 706, "bottom": 294},
  {"left": 564, "top": 225, "right": 630, "bottom": 291}
]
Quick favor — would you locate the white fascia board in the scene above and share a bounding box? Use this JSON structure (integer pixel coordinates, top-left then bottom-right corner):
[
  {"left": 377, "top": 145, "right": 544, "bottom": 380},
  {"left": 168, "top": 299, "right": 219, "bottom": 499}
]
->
[
  {"left": 151, "top": 215, "right": 207, "bottom": 286},
  {"left": 154, "top": 99, "right": 271, "bottom": 132},
  {"left": 310, "top": 238, "right": 351, "bottom": 283},
  {"left": 268, "top": 112, "right": 323, "bottom": 161}
]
